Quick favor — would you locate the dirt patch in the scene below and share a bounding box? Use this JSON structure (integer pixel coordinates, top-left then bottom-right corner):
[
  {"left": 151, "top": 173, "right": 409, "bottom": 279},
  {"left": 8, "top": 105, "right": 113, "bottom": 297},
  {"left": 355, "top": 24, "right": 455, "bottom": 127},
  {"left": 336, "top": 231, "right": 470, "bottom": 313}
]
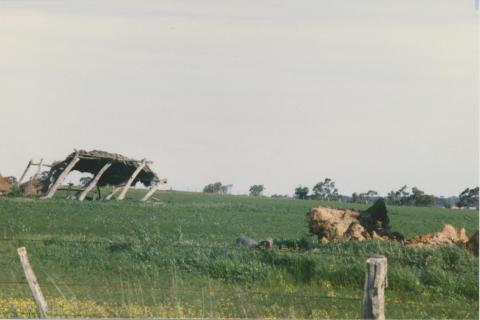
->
[{"left": 0, "top": 176, "right": 12, "bottom": 195}]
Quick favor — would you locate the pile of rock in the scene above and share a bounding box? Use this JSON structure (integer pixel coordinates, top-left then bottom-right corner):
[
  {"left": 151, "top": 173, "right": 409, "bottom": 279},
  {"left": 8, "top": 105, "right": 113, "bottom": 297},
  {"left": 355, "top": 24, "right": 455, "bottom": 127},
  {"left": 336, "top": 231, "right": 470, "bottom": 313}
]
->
[
  {"left": 407, "top": 225, "right": 478, "bottom": 255},
  {"left": 308, "top": 199, "right": 403, "bottom": 243},
  {"left": 308, "top": 199, "right": 478, "bottom": 255},
  {"left": 406, "top": 224, "right": 468, "bottom": 247},
  {"left": 0, "top": 176, "right": 12, "bottom": 195},
  {"left": 236, "top": 234, "right": 273, "bottom": 249}
]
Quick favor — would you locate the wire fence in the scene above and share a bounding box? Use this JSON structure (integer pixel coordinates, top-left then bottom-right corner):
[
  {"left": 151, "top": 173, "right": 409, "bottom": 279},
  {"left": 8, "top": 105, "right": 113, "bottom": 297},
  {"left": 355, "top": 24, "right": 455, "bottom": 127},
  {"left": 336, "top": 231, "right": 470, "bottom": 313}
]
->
[
  {"left": 0, "top": 236, "right": 477, "bottom": 318},
  {"left": 1, "top": 278, "right": 474, "bottom": 310},
  {"left": 1, "top": 280, "right": 468, "bottom": 311},
  {"left": 0, "top": 279, "right": 362, "bottom": 302}
]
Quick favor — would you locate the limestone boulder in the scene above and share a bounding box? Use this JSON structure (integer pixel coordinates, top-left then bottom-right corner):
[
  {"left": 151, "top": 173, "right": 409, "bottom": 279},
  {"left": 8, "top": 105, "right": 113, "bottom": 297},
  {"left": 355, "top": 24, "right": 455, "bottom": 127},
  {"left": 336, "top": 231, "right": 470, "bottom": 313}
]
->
[{"left": 406, "top": 224, "right": 469, "bottom": 248}]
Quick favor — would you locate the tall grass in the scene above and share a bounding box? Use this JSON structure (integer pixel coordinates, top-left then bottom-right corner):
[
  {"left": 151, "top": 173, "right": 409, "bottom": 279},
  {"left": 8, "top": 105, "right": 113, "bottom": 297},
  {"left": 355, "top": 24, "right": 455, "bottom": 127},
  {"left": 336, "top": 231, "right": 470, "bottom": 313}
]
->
[{"left": 0, "top": 191, "right": 478, "bottom": 318}]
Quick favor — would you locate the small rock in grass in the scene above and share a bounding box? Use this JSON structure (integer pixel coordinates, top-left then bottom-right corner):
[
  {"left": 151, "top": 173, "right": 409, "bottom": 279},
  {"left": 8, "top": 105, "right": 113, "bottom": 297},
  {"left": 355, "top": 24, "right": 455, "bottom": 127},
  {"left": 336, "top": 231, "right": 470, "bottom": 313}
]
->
[{"left": 236, "top": 234, "right": 258, "bottom": 249}]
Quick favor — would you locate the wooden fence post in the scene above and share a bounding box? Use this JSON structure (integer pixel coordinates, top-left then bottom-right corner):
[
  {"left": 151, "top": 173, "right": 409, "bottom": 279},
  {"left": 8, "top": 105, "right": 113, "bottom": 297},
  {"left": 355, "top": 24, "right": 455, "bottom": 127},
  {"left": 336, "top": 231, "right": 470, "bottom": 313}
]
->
[
  {"left": 17, "top": 247, "right": 48, "bottom": 318},
  {"left": 362, "top": 255, "right": 387, "bottom": 320}
]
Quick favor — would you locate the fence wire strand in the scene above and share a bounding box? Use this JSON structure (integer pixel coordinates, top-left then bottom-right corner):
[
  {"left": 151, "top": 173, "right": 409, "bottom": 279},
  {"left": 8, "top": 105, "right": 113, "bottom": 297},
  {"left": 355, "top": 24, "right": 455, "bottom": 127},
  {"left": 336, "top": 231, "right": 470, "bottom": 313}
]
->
[
  {"left": 0, "top": 279, "right": 472, "bottom": 313},
  {"left": 0, "top": 279, "right": 362, "bottom": 302}
]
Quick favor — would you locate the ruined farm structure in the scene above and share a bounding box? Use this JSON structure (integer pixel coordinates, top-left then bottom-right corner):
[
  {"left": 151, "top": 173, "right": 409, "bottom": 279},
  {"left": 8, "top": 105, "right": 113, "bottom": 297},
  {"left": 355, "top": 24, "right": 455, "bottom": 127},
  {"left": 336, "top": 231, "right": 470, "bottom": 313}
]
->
[{"left": 18, "top": 150, "right": 167, "bottom": 201}]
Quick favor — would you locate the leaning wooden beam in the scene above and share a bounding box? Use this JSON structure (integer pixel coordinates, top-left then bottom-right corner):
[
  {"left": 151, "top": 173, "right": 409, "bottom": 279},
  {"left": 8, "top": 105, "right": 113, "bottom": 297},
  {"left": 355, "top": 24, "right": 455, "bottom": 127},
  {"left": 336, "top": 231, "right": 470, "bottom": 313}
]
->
[
  {"left": 117, "top": 160, "right": 146, "bottom": 200},
  {"left": 17, "top": 247, "right": 49, "bottom": 318},
  {"left": 141, "top": 179, "right": 168, "bottom": 202},
  {"left": 32, "top": 158, "right": 43, "bottom": 181},
  {"left": 78, "top": 162, "right": 112, "bottom": 201},
  {"left": 41, "top": 152, "right": 80, "bottom": 199},
  {"left": 105, "top": 186, "right": 122, "bottom": 200},
  {"left": 18, "top": 160, "right": 33, "bottom": 186}
]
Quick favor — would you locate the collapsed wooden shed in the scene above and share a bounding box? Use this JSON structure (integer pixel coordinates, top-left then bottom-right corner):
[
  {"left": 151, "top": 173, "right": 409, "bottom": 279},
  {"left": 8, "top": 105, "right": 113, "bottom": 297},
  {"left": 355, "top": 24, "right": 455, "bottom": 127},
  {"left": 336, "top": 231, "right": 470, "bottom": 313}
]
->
[{"left": 22, "top": 150, "right": 166, "bottom": 201}]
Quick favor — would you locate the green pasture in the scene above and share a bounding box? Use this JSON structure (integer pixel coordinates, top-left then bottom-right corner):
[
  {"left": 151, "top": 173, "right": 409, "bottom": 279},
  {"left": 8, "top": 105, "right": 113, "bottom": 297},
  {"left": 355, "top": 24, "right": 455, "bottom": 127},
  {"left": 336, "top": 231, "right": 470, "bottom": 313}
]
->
[{"left": 0, "top": 191, "right": 478, "bottom": 318}]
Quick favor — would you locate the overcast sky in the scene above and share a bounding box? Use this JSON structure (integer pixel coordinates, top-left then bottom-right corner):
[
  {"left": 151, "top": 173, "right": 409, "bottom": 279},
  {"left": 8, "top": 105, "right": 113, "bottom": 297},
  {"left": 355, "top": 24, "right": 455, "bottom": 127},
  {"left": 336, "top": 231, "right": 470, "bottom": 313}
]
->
[{"left": 1, "top": 0, "right": 478, "bottom": 196}]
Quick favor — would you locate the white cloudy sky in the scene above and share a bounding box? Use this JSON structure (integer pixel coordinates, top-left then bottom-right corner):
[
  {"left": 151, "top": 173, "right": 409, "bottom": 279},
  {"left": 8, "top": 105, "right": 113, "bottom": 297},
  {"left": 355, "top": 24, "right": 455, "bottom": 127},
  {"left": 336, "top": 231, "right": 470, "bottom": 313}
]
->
[{"left": 1, "top": 0, "right": 478, "bottom": 196}]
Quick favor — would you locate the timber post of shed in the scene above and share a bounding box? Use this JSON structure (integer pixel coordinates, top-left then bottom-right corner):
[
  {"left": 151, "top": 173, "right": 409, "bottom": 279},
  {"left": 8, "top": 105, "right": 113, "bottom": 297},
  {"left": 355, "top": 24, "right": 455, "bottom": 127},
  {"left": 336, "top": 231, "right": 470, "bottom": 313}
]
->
[
  {"left": 19, "top": 159, "right": 52, "bottom": 181},
  {"left": 117, "top": 159, "right": 147, "bottom": 200},
  {"left": 105, "top": 186, "right": 122, "bottom": 200},
  {"left": 78, "top": 162, "right": 113, "bottom": 201},
  {"left": 32, "top": 158, "right": 44, "bottom": 181},
  {"left": 18, "top": 160, "right": 33, "bottom": 186},
  {"left": 141, "top": 178, "right": 168, "bottom": 201},
  {"left": 41, "top": 151, "right": 80, "bottom": 199}
]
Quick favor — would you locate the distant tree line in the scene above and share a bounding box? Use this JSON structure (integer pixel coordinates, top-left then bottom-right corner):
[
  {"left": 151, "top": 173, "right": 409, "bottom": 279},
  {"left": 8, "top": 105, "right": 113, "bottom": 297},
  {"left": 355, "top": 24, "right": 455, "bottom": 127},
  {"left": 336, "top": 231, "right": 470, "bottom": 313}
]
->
[
  {"left": 385, "top": 185, "right": 434, "bottom": 207},
  {"left": 203, "top": 182, "right": 232, "bottom": 194},
  {"left": 293, "top": 178, "right": 339, "bottom": 200},
  {"left": 457, "top": 187, "right": 479, "bottom": 209},
  {"left": 249, "top": 185, "right": 265, "bottom": 197},
  {"left": 202, "top": 179, "right": 479, "bottom": 209},
  {"left": 290, "top": 178, "right": 478, "bottom": 209},
  {"left": 351, "top": 190, "right": 379, "bottom": 204},
  {"left": 385, "top": 185, "right": 478, "bottom": 209},
  {"left": 202, "top": 183, "right": 265, "bottom": 196}
]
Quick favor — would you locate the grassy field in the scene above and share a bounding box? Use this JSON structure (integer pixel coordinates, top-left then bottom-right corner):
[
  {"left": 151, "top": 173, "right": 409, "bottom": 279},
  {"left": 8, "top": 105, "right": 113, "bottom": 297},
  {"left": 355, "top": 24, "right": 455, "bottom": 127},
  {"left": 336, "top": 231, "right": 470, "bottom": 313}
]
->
[{"left": 0, "top": 190, "right": 478, "bottom": 318}]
